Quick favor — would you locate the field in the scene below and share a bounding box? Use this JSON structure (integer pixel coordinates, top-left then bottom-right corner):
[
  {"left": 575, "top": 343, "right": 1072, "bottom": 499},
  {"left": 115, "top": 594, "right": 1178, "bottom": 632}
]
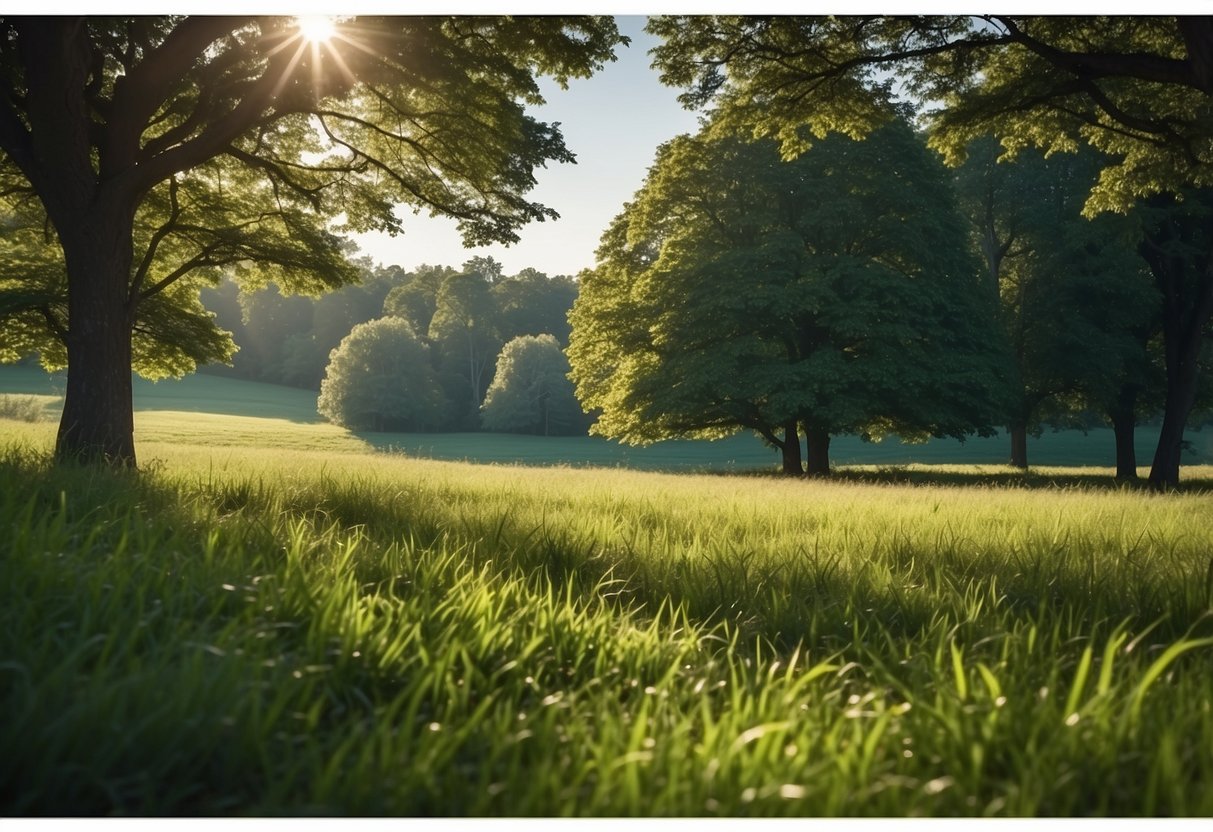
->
[
  {"left": 3, "top": 368, "right": 1213, "bottom": 816},
  {"left": 4, "top": 364, "right": 1210, "bottom": 470}
]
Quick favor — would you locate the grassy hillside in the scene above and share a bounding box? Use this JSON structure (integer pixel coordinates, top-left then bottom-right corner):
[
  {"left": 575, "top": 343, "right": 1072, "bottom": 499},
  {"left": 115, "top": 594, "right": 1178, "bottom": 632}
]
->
[
  {"left": 1, "top": 433, "right": 1212, "bottom": 815},
  {"left": 0, "top": 364, "right": 323, "bottom": 422},
  {"left": 3, "top": 365, "right": 1209, "bottom": 471}
]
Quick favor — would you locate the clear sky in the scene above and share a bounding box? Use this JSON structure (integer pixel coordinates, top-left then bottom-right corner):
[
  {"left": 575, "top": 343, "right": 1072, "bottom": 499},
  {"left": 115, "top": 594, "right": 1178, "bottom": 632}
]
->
[{"left": 348, "top": 15, "right": 700, "bottom": 278}]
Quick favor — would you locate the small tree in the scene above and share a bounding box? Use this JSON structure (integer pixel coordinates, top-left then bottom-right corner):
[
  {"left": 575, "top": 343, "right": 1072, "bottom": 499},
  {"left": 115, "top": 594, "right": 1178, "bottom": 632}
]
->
[
  {"left": 318, "top": 317, "right": 446, "bottom": 432},
  {"left": 481, "top": 334, "right": 584, "bottom": 435}
]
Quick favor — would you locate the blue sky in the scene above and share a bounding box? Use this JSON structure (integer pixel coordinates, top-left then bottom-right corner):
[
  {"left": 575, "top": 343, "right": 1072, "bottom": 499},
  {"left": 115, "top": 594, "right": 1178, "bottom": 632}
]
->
[{"left": 349, "top": 16, "right": 700, "bottom": 278}]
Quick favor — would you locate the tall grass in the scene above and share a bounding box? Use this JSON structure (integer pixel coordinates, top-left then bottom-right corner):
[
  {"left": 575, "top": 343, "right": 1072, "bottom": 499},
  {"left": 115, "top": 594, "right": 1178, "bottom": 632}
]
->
[
  {"left": 2, "top": 438, "right": 1212, "bottom": 815},
  {"left": 0, "top": 393, "right": 50, "bottom": 422}
]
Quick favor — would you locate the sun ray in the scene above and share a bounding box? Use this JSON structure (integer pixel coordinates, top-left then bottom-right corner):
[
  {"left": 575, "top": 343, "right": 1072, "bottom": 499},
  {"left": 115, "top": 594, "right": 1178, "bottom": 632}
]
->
[
  {"left": 270, "top": 38, "right": 309, "bottom": 100},
  {"left": 323, "top": 41, "right": 358, "bottom": 87}
]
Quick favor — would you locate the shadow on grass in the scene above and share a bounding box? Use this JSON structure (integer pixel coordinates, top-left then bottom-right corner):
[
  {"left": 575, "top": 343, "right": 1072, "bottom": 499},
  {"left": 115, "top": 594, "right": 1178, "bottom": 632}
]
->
[
  {"left": 719, "top": 464, "right": 1213, "bottom": 493},
  {"left": 8, "top": 447, "right": 1213, "bottom": 817},
  {"left": 7, "top": 447, "right": 1211, "bottom": 663}
]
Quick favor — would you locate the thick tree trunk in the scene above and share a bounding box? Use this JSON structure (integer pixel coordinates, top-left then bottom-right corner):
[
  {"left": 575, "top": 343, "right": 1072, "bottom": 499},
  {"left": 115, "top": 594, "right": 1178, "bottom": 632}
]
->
[
  {"left": 781, "top": 419, "right": 803, "bottom": 475},
  {"left": 56, "top": 215, "right": 138, "bottom": 466},
  {"left": 1109, "top": 387, "right": 1138, "bottom": 481},
  {"left": 1149, "top": 371, "right": 1198, "bottom": 489},
  {"left": 805, "top": 426, "right": 831, "bottom": 477},
  {"left": 1135, "top": 217, "right": 1213, "bottom": 489},
  {"left": 1009, "top": 422, "right": 1028, "bottom": 469},
  {"left": 1145, "top": 243, "right": 1212, "bottom": 490},
  {"left": 1148, "top": 286, "right": 1211, "bottom": 489}
]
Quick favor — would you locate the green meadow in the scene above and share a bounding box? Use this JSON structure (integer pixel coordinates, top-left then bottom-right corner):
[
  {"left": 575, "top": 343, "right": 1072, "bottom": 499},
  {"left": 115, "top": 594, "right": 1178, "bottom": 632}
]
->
[
  {"left": 4, "top": 365, "right": 1208, "bottom": 470},
  {"left": 3, "top": 368, "right": 1213, "bottom": 815}
]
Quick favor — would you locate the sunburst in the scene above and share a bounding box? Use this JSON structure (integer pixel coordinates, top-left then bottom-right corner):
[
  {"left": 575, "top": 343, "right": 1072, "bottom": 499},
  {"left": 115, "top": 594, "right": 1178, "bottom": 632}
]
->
[{"left": 295, "top": 16, "right": 338, "bottom": 44}]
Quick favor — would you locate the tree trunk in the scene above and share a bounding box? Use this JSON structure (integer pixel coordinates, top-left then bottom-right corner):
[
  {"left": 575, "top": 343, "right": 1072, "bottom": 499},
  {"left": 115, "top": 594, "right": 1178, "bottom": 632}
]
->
[
  {"left": 1149, "top": 367, "right": 1199, "bottom": 489},
  {"left": 1149, "top": 271, "right": 1213, "bottom": 489},
  {"left": 56, "top": 214, "right": 138, "bottom": 466},
  {"left": 1135, "top": 214, "right": 1213, "bottom": 492},
  {"left": 1009, "top": 422, "right": 1028, "bottom": 469},
  {"left": 781, "top": 419, "right": 803, "bottom": 475},
  {"left": 805, "top": 426, "right": 831, "bottom": 477},
  {"left": 1109, "top": 387, "right": 1138, "bottom": 481}
]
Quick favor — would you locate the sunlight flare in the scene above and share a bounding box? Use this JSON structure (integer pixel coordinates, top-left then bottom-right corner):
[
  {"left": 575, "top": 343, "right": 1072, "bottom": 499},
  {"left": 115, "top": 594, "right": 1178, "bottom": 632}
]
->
[{"left": 295, "top": 15, "right": 337, "bottom": 44}]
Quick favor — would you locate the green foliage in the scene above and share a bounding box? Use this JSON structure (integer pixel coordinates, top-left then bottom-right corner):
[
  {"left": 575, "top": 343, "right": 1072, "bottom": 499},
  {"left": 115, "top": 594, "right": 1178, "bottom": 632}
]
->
[
  {"left": 382, "top": 264, "right": 457, "bottom": 338},
  {"left": 429, "top": 271, "right": 503, "bottom": 427},
  {"left": 0, "top": 145, "right": 361, "bottom": 379},
  {"left": 646, "top": 16, "right": 1213, "bottom": 213},
  {"left": 317, "top": 317, "right": 447, "bottom": 432},
  {"left": 3, "top": 443, "right": 1213, "bottom": 814},
  {"left": 461, "top": 255, "right": 506, "bottom": 283},
  {"left": 481, "top": 334, "right": 585, "bottom": 436},
  {"left": 954, "top": 138, "right": 1162, "bottom": 432},
  {"left": 570, "top": 118, "right": 1009, "bottom": 456},
  {"left": 492, "top": 268, "right": 580, "bottom": 346}
]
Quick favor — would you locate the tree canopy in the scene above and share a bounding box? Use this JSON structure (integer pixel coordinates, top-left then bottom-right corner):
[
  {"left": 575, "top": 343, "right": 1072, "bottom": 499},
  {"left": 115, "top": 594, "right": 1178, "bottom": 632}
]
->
[
  {"left": 481, "top": 334, "right": 583, "bottom": 436},
  {"left": 0, "top": 16, "right": 624, "bottom": 465},
  {"left": 648, "top": 16, "right": 1213, "bottom": 212},
  {"left": 569, "top": 117, "right": 1009, "bottom": 475},
  {"left": 317, "top": 316, "right": 446, "bottom": 432}
]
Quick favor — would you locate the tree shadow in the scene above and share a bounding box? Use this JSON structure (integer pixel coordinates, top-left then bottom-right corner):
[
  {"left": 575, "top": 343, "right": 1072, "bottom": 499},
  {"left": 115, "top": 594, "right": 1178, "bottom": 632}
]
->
[{"left": 720, "top": 464, "right": 1213, "bottom": 493}]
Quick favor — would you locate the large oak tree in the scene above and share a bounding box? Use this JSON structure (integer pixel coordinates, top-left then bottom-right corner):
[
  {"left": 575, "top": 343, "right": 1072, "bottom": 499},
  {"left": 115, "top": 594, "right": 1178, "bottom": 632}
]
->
[
  {"left": 0, "top": 16, "right": 622, "bottom": 465},
  {"left": 569, "top": 118, "right": 1009, "bottom": 476},
  {"left": 647, "top": 15, "right": 1213, "bottom": 487}
]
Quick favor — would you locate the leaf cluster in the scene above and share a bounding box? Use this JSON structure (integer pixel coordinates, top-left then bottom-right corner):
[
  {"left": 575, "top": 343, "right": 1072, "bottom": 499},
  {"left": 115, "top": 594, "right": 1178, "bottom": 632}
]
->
[{"left": 647, "top": 16, "right": 1213, "bottom": 213}]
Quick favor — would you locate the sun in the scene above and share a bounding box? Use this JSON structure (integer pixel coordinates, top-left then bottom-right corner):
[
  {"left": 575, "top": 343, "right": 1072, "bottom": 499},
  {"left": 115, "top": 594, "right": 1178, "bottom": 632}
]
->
[{"left": 295, "top": 15, "right": 337, "bottom": 44}]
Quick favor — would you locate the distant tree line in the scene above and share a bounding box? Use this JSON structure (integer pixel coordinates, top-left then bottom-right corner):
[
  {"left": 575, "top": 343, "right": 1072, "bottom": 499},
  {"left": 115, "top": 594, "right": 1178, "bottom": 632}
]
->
[{"left": 200, "top": 255, "right": 589, "bottom": 435}]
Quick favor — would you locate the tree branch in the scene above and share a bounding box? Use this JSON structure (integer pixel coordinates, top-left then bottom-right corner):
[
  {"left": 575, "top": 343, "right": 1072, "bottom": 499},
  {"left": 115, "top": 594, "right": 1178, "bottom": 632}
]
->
[
  {"left": 315, "top": 113, "right": 483, "bottom": 224},
  {"left": 117, "top": 30, "right": 296, "bottom": 199},
  {"left": 103, "top": 16, "right": 251, "bottom": 176},
  {"left": 137, "top": 247, "right": 225, "bottom": 301},
  {"left": 224, "top": 145, "right": 327, "bottom": 208},
  {"left": 39, "top": 304, "right": 68, "bottom": 341},
  {"left": 990, "top": 16, "right": 1199, "bottom": 91},
  {"left": 127, "top": 174, "right": 181, "bottom": 308}
]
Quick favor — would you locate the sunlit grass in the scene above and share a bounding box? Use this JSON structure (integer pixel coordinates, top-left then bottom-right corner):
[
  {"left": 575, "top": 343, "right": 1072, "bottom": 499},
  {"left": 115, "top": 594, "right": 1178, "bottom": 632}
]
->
[
  {"left": 0, "top": 393, "right": 53, "bottom": 422},
  {"left": 2, "top": 426, "right": 1213, "bottom": 815},
  {"left": 5, "top": 365, "right": 1210, "bottom": 469}
]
